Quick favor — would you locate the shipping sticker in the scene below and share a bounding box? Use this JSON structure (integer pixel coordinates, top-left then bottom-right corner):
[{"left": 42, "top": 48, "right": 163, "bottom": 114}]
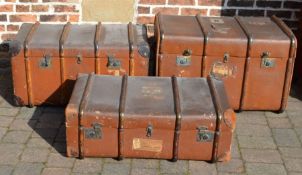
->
[
  {"left": 210, "top": 18, "right": 224, "bottom": 24},
  {"left": 141, "top": 86, "right": 163, "bottom": 100},
  {"left": 132, "top": 138, "right": 163, "bottom": 152},
  {"left": 248, "top": 21, "right": 266, "bottom": 26},
  {"left": 211, "top": 62, "right": 237, "bottom": 79}
]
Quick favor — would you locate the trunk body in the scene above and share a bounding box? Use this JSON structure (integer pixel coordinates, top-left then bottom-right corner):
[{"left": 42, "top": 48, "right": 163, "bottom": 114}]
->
[
  {"left": 11, "top": 23, "right": 150, "bottom": 106},
  {"left": 66, "top": 74, "right": 236, "bottom": 162},
  {"left": 155, "top": 14, "right": 297, "bottom": 111}
]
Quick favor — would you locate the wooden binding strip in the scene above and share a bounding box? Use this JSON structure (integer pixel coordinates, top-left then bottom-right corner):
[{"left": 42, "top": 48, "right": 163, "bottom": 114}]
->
[
  {"left": 128, "top": 22, "right": 135, "bottom": 76},
  {"left": 171, "top": 76, "right": 181, "bottom": 162},
  {"left": 155, "top": 13, "right": 163, "bottom": 76},
  {"left": 78, "top": 73, "right": 95, "bottom": 159},
  {"left": 59, "top": 22, "right": 71, "bottom": 104},
  {"left": 207, "top": 76, "right": 223, "bottom": 162},
  {"left": 24, "top": 22, "right": 39, "bottom": 107},
  {"left": 234, "top": 16, "right": 253, "bottom": 111},
  {"left": 95, "top": 22, "right": 102, "bottom": 74},
  {"left": 271, "top": 15, "right": 297, "bottom": 112},
  {"left": 196, "top": 14, "right": 209, "bottom": 77},
  {"left": 118, "top": 75, "right": 128, "bottom": 160}
]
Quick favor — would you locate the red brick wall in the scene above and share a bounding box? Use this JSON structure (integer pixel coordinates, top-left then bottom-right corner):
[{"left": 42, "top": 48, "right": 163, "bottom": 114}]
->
[{"left": 0, "top": 0, "right": 301, "bottom": 41}]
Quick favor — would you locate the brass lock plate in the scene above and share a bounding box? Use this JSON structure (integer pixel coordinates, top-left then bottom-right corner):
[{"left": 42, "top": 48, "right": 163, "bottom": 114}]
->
[
  {"left": 84, "top": 123, "right": 102, "bottom": 139},
  {"left": 39, "top": 55, "right": 52, "bottom": 68},
  {"left": 176, "top": 56, "right": 191, "bottom": 66}
]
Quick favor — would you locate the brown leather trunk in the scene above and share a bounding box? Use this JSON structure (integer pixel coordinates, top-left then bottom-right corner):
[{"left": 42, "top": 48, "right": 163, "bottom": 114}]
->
[
  {"left": 66, "top": 73, "right": 236, "bottom": 162},
  {"left": 9, "top": 22, "right": 150, "bottom": 107},
  {"left": 155, "top": 14, "right": 297, "bottom": 111}
]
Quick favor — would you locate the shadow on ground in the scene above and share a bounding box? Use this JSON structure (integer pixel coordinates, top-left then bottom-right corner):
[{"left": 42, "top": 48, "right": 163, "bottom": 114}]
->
[{"left": 0, "top": 54, "right": 67, "bottom": 156}]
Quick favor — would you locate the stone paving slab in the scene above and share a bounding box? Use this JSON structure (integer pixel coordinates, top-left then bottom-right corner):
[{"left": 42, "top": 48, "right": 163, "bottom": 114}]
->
[{"left": 0, "top": 66, "right": 302, "bottom": 175}]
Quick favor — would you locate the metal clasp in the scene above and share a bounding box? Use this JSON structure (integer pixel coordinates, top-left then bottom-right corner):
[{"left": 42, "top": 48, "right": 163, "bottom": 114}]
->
[
  {"left": 183, "top": 49, "right": 192, "bottom": 56},
  {"left": 84, "top": 123, "right": 102, "bottom": 139},
  {"left": 146, "top": 124, "right": 153, "bottom": 137},
  {"left": 39, "top": 55, "right": 51, "bottom": 68},
  {"left": 76, "top": 54, "right": 82, "bottom": 64},
  {"left": 196, "top": 126, "right": 214, "bottom": 142},
  {"left": 107, "top": 55, "right": 121, "bottom": 69},
  {"left": 261, "top": 52, "right": 275, "bottom": 68}
]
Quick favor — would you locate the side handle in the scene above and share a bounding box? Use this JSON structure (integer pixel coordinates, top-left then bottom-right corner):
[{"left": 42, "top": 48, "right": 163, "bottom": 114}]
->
[{"left": 0, "top": 40, "right": 22, "bottom": 56}]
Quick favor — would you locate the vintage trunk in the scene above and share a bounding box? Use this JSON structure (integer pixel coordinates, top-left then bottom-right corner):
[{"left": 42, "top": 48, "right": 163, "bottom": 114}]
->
[
  {"left": 154, "top": 14, "right": 204, "bottom": 77},
  {"left": 197, "top": 16, "right": 248, "bottom": 110},
  {"left": 155, "top": 14, "right": 297, "bottom": 111},
  {"left": 235, "top": 16, "right": 297, "bottom": 111},
  {"left": 65, "top": 73, "right": 236, "bottom": 162},
  {"left": 8, "top": 22, "right": 150, "bottom": 107}
]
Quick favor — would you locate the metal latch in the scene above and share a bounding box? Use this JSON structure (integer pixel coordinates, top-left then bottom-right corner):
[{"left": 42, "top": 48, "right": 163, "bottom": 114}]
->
[
  {"left": 84, "top": 123, "right": 102, "bottom": 139},
  {"left": 176, "top": 49, "right": 192, "bottom": 66},
  {"left": 76, "top": 54, "right": 82, "bottom": 64},
  {"left": 39, "top": 55, "right": 52, "bottom": 68},
  {"left": 146, "top": 124, "right": 153, "bottom": 137},
  {"left": 261, "top": 52, "right": 275, "bottom": 68},
  {"left": 196, "top": 126, "right": 214, "bottom": 142},
  {"left": 107, "top": 55, "right": 121, "bottom": 69}
]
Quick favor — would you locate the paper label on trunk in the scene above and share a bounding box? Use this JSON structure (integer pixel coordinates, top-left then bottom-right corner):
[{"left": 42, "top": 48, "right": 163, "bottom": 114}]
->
[{"left": 132, "top": 138, "right": 163, "bottom": 152}]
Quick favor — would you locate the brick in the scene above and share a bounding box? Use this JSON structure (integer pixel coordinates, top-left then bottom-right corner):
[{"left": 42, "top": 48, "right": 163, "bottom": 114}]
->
[
  {"left": 168, "top": 0, "right": 194, "bottom": 5},
  {"left": 68, "top": 15, "right": 79, "bottom": 22},
  {"left": 16, "top": 107, "right": 42, "bottom": 120},
  {"left": 237, "top": 112, "right": 267, "bottom": 125},
  {"left": 210, "top": 9, "right": 236, "bottom": 16},
  {"left": 5, "top": 0, "right": 16, "bottom": 2},
  {"left": 21, "top": 148, "right": 50, "bottom": 163},
  {"left": 0, "top": 25, "right": 4, "bottom": 32},
  {"left": 35, "top": 120, "right": 61, "bottom": 129},
  {"left": 238, "top": 136, "right": 276, "bottom": 149},
  {"left": 1, "top": 34, "right": 16, "bottom": 41},
  {"left": 236, "top": 124, "right": 271, "bottom": 137},
  {"left": 51, "top": 142, "right": 66, "bottom": 153},
  {"left": 284, "top": 1, "right": 302, "bottom": 9},
  {"left": 139, "top": 0, "right": 166, "bottom": 5},
  {"left": 2, "top": 130, "right": 31, "bottom": 143},
  {"left": 54, "top": 5, "right": 78, "bottom": 12},
  {"left": 284, "top": 158, "right": 302, "bottom": 172},
  {"left": 31, "top": 5, "right": 49, "bottom": 12},
  {"left": 16, "top": 5, "right": 30, "bottom": 12},
  {"left": 217, "top": 159, "right": 244, "bottom": 173},
  {"left": 0, "top": 166, "right": 14, "bottom": 175},
  {"left": 46, "top": 153, "right": 75, "bottom": 168},
  {"left": 72, "top": 158, "right": 103, "bottom": 173},
  {"left": 31, "top": 128, "right": 59, "bottom": 138},
  {"left": 241, "top": 149, "right": 283, "bottom": 164},
  {"left": 10, "top": 15, "right": 37, "bottom": 22},
  {"left": 256, "top": 1, "right": 281, "bottom": 8},
  {"left": 0, "top": 5, "right": 13, "bottom": 12},
  {"left": 267, "top": 10, "right": 293, "bottom": 19},
  {"left": 19, "top": 0, "right": 38, "bottom": 2},
  {"left": 131, "top": 168, "right": 158, "bottom": 175},
  {"left": 0, "top": 127, "right": 7, "bottom": 141},
  {"left": 0, "top": 143, "right": 24, "bottom": 165},
  {"left": 181, "top": 8, "right": 207, "bottom": 16},
  {"left": 228, "top": 0, "right": 254, "bottom": 7},
  {"left": 41, "top": 168, "right": 71, "bottom": 175},
  {"left": 40, "top": 15, "right": 67, "bottom": 22},
  {"left": 0, "top": 116, "right": 13, "bottom": 127},
  {"left": 132, "top": 159, "right": 159, "bottom": 169},
  {"left": 152, "top": 7, "right": 179, "bottom": 15},
  {"left": 6, "top": 25, "right": 19, "bottom": 32},
  {"left": 289, "top": 115, "right": 302, "bottom": 128},
  {"left": 272, "top": 129, "right": 301, "bottom": 147},
  {"left": 265, "top": 111, "right": 288, "bottom": 118},
  {"left": 246, "top": 163, "right": 287, "bottom": 175},
  {"left": 0, "top": 107, "right": 19, "bottom": 116},
  {"left": 13, "top": 163, "right": 44, "bottom": 175},
  {"left": 279, "top": 147, "right": 302, "bottom": 158},
  {"left": 104, "top": 158, "right": 131, "bottom": 164},
  {"left": 198, "top": 0, "right": 222, "bottom": 6},
  {"left": 138, "top": 6, "right": 150, "bottom": 14},
  {"left": 9, "top": 119, "right": 36, "bottom": 131},
  {"left": 160, "top": 160, "right": 188, "bottom": 174},
  {"left": 231, "top": 137, "right": 241, "bottom": 158},
  {"left": 238, "top": 10, "right": 265, "bottom": 17},
  {"left": 189, "top": 161, "right": 217, "bottom": 175},
  {"left": 102, "top": 163, "right": 131, "bottom": 175},
  {"left": 137, "top": 16, "right": 154, "bottom": 24},
  {"left": 267, "top": 117, "right": 292, "bottom": 128},
  {"left": 26, "top": 137, "right": 52, "bottom": 148}
]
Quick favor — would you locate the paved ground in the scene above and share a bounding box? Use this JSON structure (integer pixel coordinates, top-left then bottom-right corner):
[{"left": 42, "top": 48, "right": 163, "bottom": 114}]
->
[{"left": 0, "top": 60, "right": 302, "bottom": 175}]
